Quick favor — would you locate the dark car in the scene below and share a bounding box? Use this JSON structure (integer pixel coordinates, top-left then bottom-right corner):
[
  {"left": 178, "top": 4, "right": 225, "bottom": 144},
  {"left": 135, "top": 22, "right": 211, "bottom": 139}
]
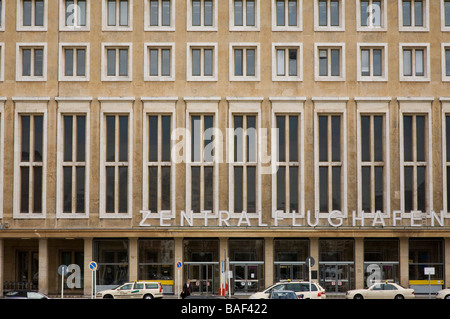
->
[
  {"left": 269, "top": 290, "right": 298, "bottom": 299},
  {"left": 3, "top": 290, "right": 50, "bottom": 299}
]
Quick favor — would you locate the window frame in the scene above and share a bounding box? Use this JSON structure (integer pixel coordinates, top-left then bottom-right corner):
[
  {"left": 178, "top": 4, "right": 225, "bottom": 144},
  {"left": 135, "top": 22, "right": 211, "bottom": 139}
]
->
[
  {"left": 441, "top": 0, "right": 450, "bottom": 31},
  {"left": 141, "top": 98, "right": 177, "bottom": 220},
  {"left": 399, "top": 43, "right": 430, "bottom": 82},
  {"left": 144, "top": 42, "right": 175, "bottom": 81},
  {"left": 398, "top": 0, "right": 429, "bottom": 32},
  {"left": 227, "top": 98, "right": 263, "bottom": 216},
  {"left": 17, "top": 0, "right": 48, "bottom": 31},
  {"left": 314, "top": 0, "right": 345, "bottom": 32},
  {"left": 0, "top": 0, "right": 5, "bottom": 32},
  {"left": 355, "top": 98, "right": 391, "bottom": 217},
  {"left": 272, "top": 43, "right": 303, "bottom": 82},
  {"left": 16, "top": 43, "right": 47, "bottom": 82},
  {"left": 58, "top": 43, "right": 90, "bottom": 82},
  {"left": 229, "top": 43, "right": 261, "bottom": 82},
  {"left": 186, "top": 42, "right": 218, "bottom": 81},
  {"left": 356, "top": 43, "right": 388, "bottom": 82},
  {"left": 187, "top": 0, "right": 218, "bottom": 31},
  {"left": 102, "top": 0, "right": 133, "bottom": 31},
  {"left": 0, "top": 42, "right": 4, "bottom": 82},
  {"left": 313, "top": 98, "right": 348, "bottom": 217},
  {"left": 314, "top": 43, "right": 346, "bottom": 81},
  {"left": 229, "top": 0, "right": 260, "bottom": 31},
  {"left": 398, "top": 98, "right": 433, "bottom": 214},
  {"left": 59, "top": 0, "right": 90, "bottom": 31},
  {"left": 270, "top": 97, "right": 305, "bottom": 219},
  {"left": 55, "top": 97, "right": 91, "bottom": 219},
  {"left": 356, "top": 0, "right": 387, "bottom": 31},
  {"left": 441, "top": 43, "right": 450, "bottom": 82},
  {"left": 271, "top": 0, "right": 302, "bottom": 31},
  {"left": 13, "top": 98, "right": 49, "bottom": 219},
  {"left": 101, "top": 43, "right": 133, "bottom": 82},
  {"left": 99, "top": 98, "right": 134, "bottom": 219},
  {"left": 145, "top": 0, "right": 175, "bottom": 31},
  {"left": 185, "top": 98, "right": 220, "bottom": 217}
]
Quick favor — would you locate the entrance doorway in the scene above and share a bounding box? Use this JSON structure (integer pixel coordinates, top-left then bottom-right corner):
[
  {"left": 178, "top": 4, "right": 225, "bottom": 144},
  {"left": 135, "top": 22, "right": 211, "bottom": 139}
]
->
[
  {"left": 231, "top": 262, "right": 263, "bottom": 294},
  {"left": 319, "top": 262, "right": 354, "bottom": 293},
  {"left": 185, "top": 262, "right": 218, "bottom": 294}
]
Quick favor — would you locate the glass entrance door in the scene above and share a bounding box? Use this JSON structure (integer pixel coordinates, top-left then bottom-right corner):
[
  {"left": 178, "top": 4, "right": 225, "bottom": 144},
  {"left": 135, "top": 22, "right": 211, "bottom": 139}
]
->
[
  {"left": 186, "top": 263, "right": 216, "bottom": 294},
  {"left": 275, "top": 262, "right": 305, "bottom": 282},
  {"left": 232, "top": 263, "right": 263, "bottom": 294},
  {"left": 319, "top": 262, "right": 354, "bottom": 293}
]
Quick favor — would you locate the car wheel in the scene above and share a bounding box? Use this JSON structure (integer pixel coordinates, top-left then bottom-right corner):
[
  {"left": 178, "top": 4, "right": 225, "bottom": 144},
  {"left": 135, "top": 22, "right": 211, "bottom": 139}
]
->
[
  {"left": 394, "top": 294, "right": 404, "bottom": 300},
  {"left": 103, "top": 294, "right": 114, "bottom": 299},
  {"left": 353, "top": 294, "right": 364, "bottom": 300},
  {"left": 143, "top": 294, "right": 154, "bottom": 299},
  {"left": 445, "top": 295, "right": 450, "bottom": 299}
]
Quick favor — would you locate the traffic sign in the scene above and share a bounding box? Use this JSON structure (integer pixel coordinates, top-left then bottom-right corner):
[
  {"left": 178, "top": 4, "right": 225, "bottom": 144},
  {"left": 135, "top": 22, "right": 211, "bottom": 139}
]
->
[
  {"left": 89, "top": 261, "right": 98, "bottom": 271},
  {"left": 176, "top": 261, "right": 183, "bottom": 269},
  {"left": 306, "top": 256, "right": 315, "bottom": 267},
  {"left": 58, "top": 265, "right": 68, "bottom": 275}
]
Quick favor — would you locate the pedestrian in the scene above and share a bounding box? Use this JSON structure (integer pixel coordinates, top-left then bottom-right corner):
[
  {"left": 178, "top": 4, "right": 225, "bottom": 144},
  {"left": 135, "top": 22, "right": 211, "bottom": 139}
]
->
[{"left": 181, "top": 279, "right": 193, "bottom": 299}]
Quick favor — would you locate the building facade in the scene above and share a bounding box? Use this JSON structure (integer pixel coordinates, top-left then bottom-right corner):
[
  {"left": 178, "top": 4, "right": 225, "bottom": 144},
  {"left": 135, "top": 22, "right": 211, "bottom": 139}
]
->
[{"left": 1, "top": 0, "right": 450, "bottom": 297}]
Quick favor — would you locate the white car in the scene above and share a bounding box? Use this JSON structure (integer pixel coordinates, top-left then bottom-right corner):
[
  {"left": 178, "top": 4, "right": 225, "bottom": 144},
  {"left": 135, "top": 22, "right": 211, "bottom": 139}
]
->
[
  {"left": 346, "top": 282, "right": 415, "bottom": 299},
  {"left": 249, "top": 281, "right": 326, "bottom": 299},
  {"left": 436, "top": 288, "right": 450, "bottom": 299},
  {"left": 97, "top": 281, "right": 163, "bottom": 299}
]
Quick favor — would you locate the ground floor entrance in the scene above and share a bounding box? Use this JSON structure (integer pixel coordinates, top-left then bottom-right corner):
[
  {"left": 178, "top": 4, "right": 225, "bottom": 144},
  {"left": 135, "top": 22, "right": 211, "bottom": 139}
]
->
[{"left": 1, "top": 236, "right": 449, "bottom": 297}]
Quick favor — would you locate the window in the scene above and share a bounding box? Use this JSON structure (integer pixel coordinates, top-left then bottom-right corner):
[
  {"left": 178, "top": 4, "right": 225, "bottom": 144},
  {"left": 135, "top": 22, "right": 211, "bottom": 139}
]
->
[
  {"left": 443, "top": 101, "right": 450, "bottom": 212},
  {"left": 146, "top": 0, "right": 174, "bottom": 31},
  {"left": 142, "top": 99, "right": 176, "bottom": 220},
  {"left": 400, "top": 44, "right": 429, "bottom": 81},
  {"left": 60, "top": 0, "right": 89, "bottom": 30},
  {"left": 230, "top": 0, "right": 259, "bottom": 31},
  {"left": 99, "top": 100, "right": 133, "bottom": 218},
  {"left": 144, "top": 43, "right": 175, "bottom": 81},
  {"left": 138, "top": 239, "right": 174, "bottom": 289},
  {"left": 16, "top": 43, "right": 47, "bottom": 81},
  {"left": 187, "top": 0, "right": 217, "bottom": 31},
  {"left": 232, "top": 114, "right": 258, "bottom": 213},
  {"left": 315, "top": 0, "right": 344, "bottom": 31},
  {"left": 357, "top": 44, "right": 387, "bottom": 81},
  {"left": 56, "top": 100, "right": 90, "bottom": 218},
  {"left": 230, "top": 43, "right": 260, "bottom": 81},
  {"left": 313, "top": 99, "right": 347, "bottom": 216},
  {"left": 102, "top": 0, "right": 132, "bottom": 31},
  {"left": 275, "top": 114, "right": 301, "bottom": 213},
  {"left": 398, "top": 99, "right": 433, "bottom": 216},
  {"left": 17, "top": 0, "right": 47, "bottom": 30},
  {"left": 59, "top": 43, "right": 89, "bottom": 81},
  {"left": 13, "top": 100, "right": 48, "bottom": 219},
  {"left": 0, "top": 43, "right": 4, "bottom": 82},
  {"left": 360, "top": 115, "right": 385, "bottom": 212},
  {"left": 357, "top": 0, "right": 386, "bottom": 31},
  {"left": 0, "top": 0, "right": 5, "bottom": 31},
  {"left": 272, "top": 0, "right": 301, "bottom": 31},
  {"left": 272, "top": 44, "right": 302, "bottom": 81},
  {"left": 189, "top": 115, "right": 215, "bottom": 213},
  {"left": 442, "top": 0, "right": 450, "bottom": 31},
  {"left": 442, "top": 44, "right": 450, "bottom": 81},
  {"left": 399, "top": 0, "right": 428, "bottom": 31},
  {"left": 187, "top": 43, "right": 217, "bottom": 81},
  {"left": 315, "top": 44, "right": 345, "bottom": 81},
  {"left": 102, "top": 43, "right": 132, "bottom": 81}
]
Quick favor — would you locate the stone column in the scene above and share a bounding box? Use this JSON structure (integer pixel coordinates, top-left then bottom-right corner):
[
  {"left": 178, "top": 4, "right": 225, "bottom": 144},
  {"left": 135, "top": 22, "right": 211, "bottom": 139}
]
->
[
  {"left": 174, "top": 237, "right": 183, "bottom": 297},
  {"left": 38, "top": 238, "right": 49, "bottom": 295},
  {"left": 310, "top": 237, "right": 319, "bottom": 282},
  {"left": 399, "top": 238, "right": 409, "bottom": 287},
  {"left": 129, "top": 238, "right": 138, "bottom": 282},
  {"left": 264, "top": 238, "right": 274, "bottom": 288},
  {"left": 445, "top": 238, "right": 450, "bottom": 288},
  {"left": 83, "top": 238, "right": 93, "bottom": 298},
  {"left": 354, "top": 238, "right": 364, "bottom": 289}
]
